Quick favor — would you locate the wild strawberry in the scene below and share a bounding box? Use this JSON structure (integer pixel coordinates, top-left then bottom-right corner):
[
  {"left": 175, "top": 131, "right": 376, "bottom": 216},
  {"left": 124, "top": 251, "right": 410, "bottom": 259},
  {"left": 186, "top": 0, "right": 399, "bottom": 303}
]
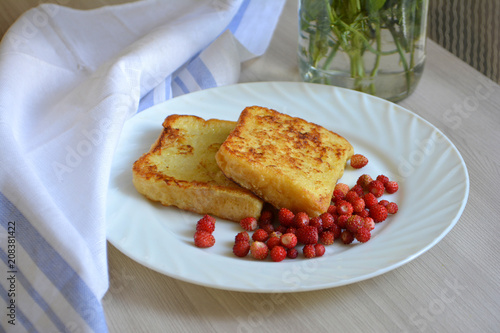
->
[
  {"left": 294, "top": 211, "right": 310, "bottom": 229},
  {"left": 327, "top": 204, "right": 337, "bottom": 215},
  {"left": 341, "top": 230, "right": 355, "bottom": 244},
  {"left": 286, "top": 227, "right": 297, "bottom": 234},
  {"left": 376, "top": 174, "right": 389, "bottom": 186},
  {"left": 335, "top": 183, "right": 350, "bottom": 196},
  {"left": 235, "top": 231, "right": 250, "bottom": 243},
  {"left": 267, "top": 236, "right": 281, "bottom": 250},
  {"left": 194, "top": 231, "right": 215, "bottom": 248},
  {"left": 276, "top": 225, "right": 288, "bottom": 234},
  {"left": 320, "top": 212, "right": 335, "bottom": 230},
  {"left": 351, "top": 184, "right": 364, "bottom": 196},
  {"left": 260, "top": 223, "right": 275, "bottom": 234},
  {"left": 309, "top": 216, "right": 323, "bottom": 233},
  {"left": 368, "top": 180, "right": 385, "bottom": 197},
  {"left": 259, "top": 210, "right": 273, "bottom": 226},
  {"left": 350, "top": 154, "right": 369, "bottom": 169},
  {"left": 363, "top": 217, "right": 375, "bottom": 231},
  {"left": 250, "top": 241, "right": 269, "bottom": 260},
  {"left": 345, "top": 190, "right": 359, "bottom": 204},
  {"left": 319, "top": 231, "right": 335, "bottom": 245},
  {"left": 355, "top": 228, "right": 371, "bottom": 243},
  {"left": 196, "top": 218, "right": 215, "bottom": 234},
  {"left": 385, "top": 181, "right": 399, "bottom": 194},
  {"left": 370, "top": 204, "right": 388, "bottom": 222},
  {"left": 287, "top": 248, "right": 299, "bottom": 259},
  {"left": 270, "top": 246, "right": 287, "bottom": 262},
  {"left": 332, "top": 189, "right": 346, "bottom": 202},
  {"left": 337, "top": 200, "right": 353, "bottom": 215},
  {"left": 387, "top": 202, "right": 399, "bottom": 214},
  {"left": 233, "top": 241, "right": 250, "bottom": 257},
  {"left": 357, "top": 209, "right": 369, "bottom": 218},
  {"left": 252, "top": 228, "right": 269, "bottom": 242},
  {"left": 296, "top": 226, "right": 319, "bottom": 245},
  {"left": 379, "top": 199, "right": 389, "bottom": 207},
  {"left": 357, "top": 174, "right": 373, "bottom": 190},
  {"left": 278, "top": 208, "right": 295, "bottom": 227},
  {"left": 337, "top": 214, "right": 350, "bottom": 229},
  {"left": 269, "top": 231, "right": 283, "bottom": 239},
  {"left": 362, "top": 192, "right": 378, "bottom": 209},
  {"left": 303, "top": 244, "right": 316, "bottom": 258},
  {"left": 280, "top": 233, "right": 298, "bottom": 249},
  {"left": 314, "top": 244, "right": 326, "bottom": 257},
  {"left": 346, "top": 215, "right": 364, "bottom": 233},
  {"left": 240, "top": 217, "right": 257, "bottom": 231},
  {"left": 330, "top": 223, "right": 341, "bottom": 239},
  {"left": 351, "top": 197, "right": 366, "bottom": 213}
]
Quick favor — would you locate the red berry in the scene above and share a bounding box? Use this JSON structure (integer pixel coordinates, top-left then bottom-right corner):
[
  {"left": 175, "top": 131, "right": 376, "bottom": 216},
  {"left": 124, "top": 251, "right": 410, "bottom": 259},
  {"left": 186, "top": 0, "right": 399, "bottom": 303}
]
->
[
  {"left": 357, "top": 174, "right": 373, "bottom": 190},
  {"left": 250, "top": 241, "right": 269, "bottom": 260},
  {"left": 267, "top": 236, "right": 281, "bottom": 250},
  {"left": 285, "top": 227, "right": 297, "bottom": 234},
  {"left": 259, "top": 210, "right": 273, "bottom": 225},
  {"left": 319, "top": 231, "right": 335, "bottom": 245},
  {"left": 336, "top": 200, "right": 353, "bottom": 215},
  {"left": 327, "top": 204, "right": 337, "bottom": 215},
  {"left": 240, "top": 217, "right": 258, "bottom": 231},
  {"left": 260, "top": 223, "right": 275, "bottom": 234},
  {"left": 363, "top": 192, "right": 378, "bottom": 209},
  {"left": 330, "top": 223, "right": 342, "bottom": 239},
  {"left": 278, "top": 208, "right": 295, "bottom": 227},
  {"left": 379, "top": 199, "right": 389, "bottom": 207},
  {"left": 351, "top": 197, "right": 366, "bottom": 213},
  {"left": 276, "top": 225, "right": 288, "bottom": 234},
  {"left": 370, "top": 204, "right": 388, "bottom": 222},
  {"left": 332, "top": 189, "right": 346, "bottom": 202},
  {"left": 337, "top": 214, "right": 350, "bottom": 229},
  {"left": 303, "top": 244, "right": 316, "bottom": 258},
  {"left": 280, "top": 233, "right": 298, "bottom": 249},
  {"left": 345, "top": 190, "right": 359, "bottom": 203},
  {"left": 196, "top": 218, "right": 215, "bottom": 234},
  {"left": 363, "top": 217, "right": 375, "bottom": 231},
  {"left": 287, "top": 248, "right": 299, "bottom": 259},
  {"left": 270, "top": 246, "right": 287, "bottom": 262},
  {"left": 368, "top": 180, "right": 385, "bottom": 198},
  {"left": 376, "top": 174, "right": 389, "bottom": 186},
  {"left": 233, "top": 241, "right": 250, "bottom": 257},
  {"left": 351, "top": 184, "right": 364, "bottom": 196},
  {"left": 294, "top": 211, "right": 310, "bottom": 228},
  {"left": 252, "top": 228, "right": 269, "bottom": 242},
  {"left": 309, "top": 216, "right": 323, "bottom": 233},
  {"left": 386, "top": 181, "right": 399, "bottom": 194},
  {"left": 346, "top": 215, "right": 364, "bottom": 233},
  {"left": 387, "top": 202, "right": 399, "bottom": 214},
  {"left": 350, "top": 154, "right": 369, "bottom": 169},
  {"left": 335, "top": 183, "right": 350, "bottom": 196},
  {"left": 355, "top": 227, "right": 371, "bottom": 243},
  {"left": 194, "top": 231, "right": 215, "bottom": 248},
  {"left": 314, "top": 244, "right": 326, "bottom": 257},
  {"left": 341, "top": 230, "right": 355, "bottom": 244},
  {"left": 357, "top": 209, "right": 369, "bottom": 218},
  {"left": 296, "top": 226, "right": 319, "bottom": 245},
  {"left": 269, "top": 231, "right": 283, "bottom": 239},
  {"left": 235, "top": 231, "right": 250, "bottom": 243},
  {"left": 320, "top": 212, "right": 335, "bottom": 230}
]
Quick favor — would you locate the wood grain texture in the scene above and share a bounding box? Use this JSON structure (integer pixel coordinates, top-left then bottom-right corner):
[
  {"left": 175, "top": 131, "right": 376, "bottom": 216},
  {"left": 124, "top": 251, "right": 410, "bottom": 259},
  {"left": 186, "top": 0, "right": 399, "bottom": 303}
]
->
[{"left": 2, "top": 1, "right": 499, "bottom": 332}]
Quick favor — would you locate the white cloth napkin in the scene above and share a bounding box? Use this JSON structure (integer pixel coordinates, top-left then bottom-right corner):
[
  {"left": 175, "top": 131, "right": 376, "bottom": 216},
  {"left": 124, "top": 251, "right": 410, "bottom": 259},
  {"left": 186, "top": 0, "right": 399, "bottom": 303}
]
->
[{"left": 0, "top": 0, "right": 285, "bottom": 331}]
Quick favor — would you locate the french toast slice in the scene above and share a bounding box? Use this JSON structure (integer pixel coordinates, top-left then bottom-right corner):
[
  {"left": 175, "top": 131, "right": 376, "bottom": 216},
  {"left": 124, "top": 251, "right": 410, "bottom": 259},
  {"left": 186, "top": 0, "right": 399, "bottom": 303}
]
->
[
  {"left": 132, "top": 114, "right": 264, "bottom": 222},
  {"left": 215, "top": 106, "right": 354, "bottom": 217}
]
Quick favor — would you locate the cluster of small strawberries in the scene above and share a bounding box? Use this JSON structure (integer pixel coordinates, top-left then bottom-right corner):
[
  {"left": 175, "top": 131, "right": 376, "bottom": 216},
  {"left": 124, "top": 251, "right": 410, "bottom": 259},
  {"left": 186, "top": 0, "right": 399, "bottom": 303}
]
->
[
  {"left": 194, "top": 154, "right": 399, "bottom": 261},
  {"left": 193, "top": 215, "right": 217, "bottom": 248}
]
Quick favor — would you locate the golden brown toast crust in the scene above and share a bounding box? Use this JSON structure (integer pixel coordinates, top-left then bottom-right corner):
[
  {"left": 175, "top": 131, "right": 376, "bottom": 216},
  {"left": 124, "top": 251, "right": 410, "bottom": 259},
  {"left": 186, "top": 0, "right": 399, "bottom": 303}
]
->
[
  {"left": 216, "top": 106, "right": 354, "bottom": 217},
  {"left": 132, "top": 114, "right": 264, "bottom": 222}
]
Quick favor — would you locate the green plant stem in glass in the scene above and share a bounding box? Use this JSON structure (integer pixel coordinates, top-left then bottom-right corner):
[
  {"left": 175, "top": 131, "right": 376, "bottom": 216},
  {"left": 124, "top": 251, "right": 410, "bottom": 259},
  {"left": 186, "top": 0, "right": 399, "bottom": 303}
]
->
[{"left": 298, "top": 0, "right": 429, "bottom": 102}]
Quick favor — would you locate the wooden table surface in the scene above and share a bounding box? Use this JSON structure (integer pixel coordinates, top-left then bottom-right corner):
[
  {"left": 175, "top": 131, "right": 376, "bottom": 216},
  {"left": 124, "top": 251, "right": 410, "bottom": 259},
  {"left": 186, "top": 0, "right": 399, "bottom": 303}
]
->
[{"left": 2, "top": 1, "right": 500, "bottom": 332}]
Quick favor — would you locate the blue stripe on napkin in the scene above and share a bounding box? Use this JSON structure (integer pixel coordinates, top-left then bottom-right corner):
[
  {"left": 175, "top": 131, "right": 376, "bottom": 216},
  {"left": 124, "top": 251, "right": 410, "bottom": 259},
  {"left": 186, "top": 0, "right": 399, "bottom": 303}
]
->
[
  {"left": 186, "top": 57, "right": 217, "bottom": 90},
  {"left": 0, "top": 192, "right": 107, "bottom": 333},
  {"left": 0, "top": 247, "right": 67, "bottom": 332},
  {"left": 228, "top": 0, "right": 250, "bottom": 33},
  {"left": 0, "top": 282, "right": 35, "bottom": 331}
]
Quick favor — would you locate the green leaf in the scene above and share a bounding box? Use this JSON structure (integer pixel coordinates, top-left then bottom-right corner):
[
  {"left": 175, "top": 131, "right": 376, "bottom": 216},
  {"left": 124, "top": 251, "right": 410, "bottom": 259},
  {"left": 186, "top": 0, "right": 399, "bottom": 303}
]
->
[{"left": 368, "top": 0, "right": 387, "bottom": 12}]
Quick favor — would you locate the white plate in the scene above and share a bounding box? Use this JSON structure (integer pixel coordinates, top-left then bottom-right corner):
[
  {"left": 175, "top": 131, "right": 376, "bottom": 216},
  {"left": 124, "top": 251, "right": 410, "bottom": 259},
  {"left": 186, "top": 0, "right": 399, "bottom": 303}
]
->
[{"left": 106, "top": 82, "right": 469, "bottom": 292}]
